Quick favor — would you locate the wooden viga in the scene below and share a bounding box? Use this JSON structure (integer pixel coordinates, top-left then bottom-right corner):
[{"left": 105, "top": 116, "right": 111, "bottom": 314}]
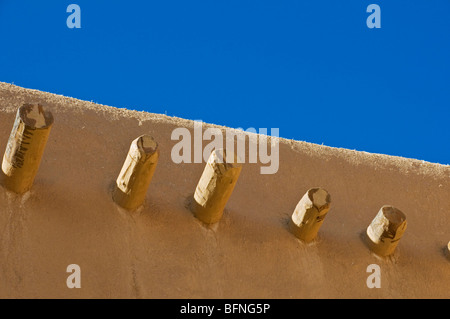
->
[
  {"left": 1, "top": 104, "right": 54, "bottom": 194},
  {"left": 190, "top": 148, "right": 242, "bottom": 224},
  {"left": 112, "top": 135, "right": 159, "bottom": 211},
  {"left": 365, "top": 205, "right": 407, "bottom": 256},
  {"left": 289, "top": 187, "right": 331, "bottom": 242}
]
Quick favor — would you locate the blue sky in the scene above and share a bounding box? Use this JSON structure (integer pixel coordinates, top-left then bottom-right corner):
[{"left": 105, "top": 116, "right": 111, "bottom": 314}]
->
[{"left": 0, "top": 1, "right": 448, "bottom": 164}]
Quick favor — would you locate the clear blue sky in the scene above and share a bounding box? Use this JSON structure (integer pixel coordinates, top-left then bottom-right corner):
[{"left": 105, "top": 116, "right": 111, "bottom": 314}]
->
[{"left": 0, "top": 1, "right": 448, "bottom": 164}]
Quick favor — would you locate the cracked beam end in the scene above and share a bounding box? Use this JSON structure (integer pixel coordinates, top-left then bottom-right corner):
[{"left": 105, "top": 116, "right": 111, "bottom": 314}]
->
[
  {"left": 191, "top": 149, "right": 242, "bottom": 224},
  {"left": 112, "top": 135, "right": 159, "bottom": 211},
  {"left": 366, "top": 205, "right": 407, "bottom": 257},
  {"left": 289, "top": 187, "right": 331, "bottom": 242},
  {"left": 1, "top": 104, "right": 54, "bottom": 194}
]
